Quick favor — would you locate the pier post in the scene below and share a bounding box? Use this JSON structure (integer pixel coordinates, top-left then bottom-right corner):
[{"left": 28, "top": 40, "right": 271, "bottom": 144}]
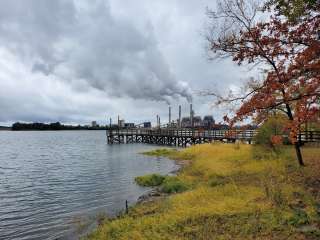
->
[{"left": 125, "top": 200, "right": 128, "bottom": 214}]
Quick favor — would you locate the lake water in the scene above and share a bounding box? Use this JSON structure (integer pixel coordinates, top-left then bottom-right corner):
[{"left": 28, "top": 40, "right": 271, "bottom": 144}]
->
[{"left": 0, "top": 131, "right": 178, "bottom": 240}]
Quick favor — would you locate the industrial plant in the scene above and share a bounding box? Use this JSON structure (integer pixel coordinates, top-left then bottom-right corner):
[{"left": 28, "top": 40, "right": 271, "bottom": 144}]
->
[{"left": 109, "top": 104, "right": 225, "bottom": 130}]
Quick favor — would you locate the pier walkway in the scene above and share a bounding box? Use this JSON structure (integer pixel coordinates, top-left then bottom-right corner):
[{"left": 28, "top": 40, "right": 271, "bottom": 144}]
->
[{"left": 106, "top": 128, "right": 320, "bottom": 147}]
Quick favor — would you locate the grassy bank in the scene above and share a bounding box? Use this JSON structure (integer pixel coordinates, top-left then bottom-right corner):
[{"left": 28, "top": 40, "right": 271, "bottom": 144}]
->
[{"left": 86, "top": 144, "right": 320, "bottom": 239}]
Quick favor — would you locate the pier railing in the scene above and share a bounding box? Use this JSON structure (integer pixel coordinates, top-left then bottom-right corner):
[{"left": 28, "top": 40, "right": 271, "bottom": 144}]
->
[
  {"left": 298, "top": 131, "right": 320, "bottom": 143},
  {"left": 107, "top": 128, "right": 257, "bottom": 140},
  {"left": 107, "top": 128, "right": 320, "bottom": 146}
]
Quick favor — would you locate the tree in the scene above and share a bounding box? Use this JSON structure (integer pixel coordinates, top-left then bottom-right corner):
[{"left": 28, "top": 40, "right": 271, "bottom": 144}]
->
[
  {"left": 206, "top": 0, "right": 320, "bottom": 166},
  {"left": 265, "top": 0, "right": 320, "bottom": 22}
]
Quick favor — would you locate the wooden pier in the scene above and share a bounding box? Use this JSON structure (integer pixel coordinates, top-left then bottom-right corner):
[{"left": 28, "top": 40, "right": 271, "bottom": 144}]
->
[
  {"left": 106, "top": 128, "right": 320, "bottom": 147},
  {"left": 108, "top": 128, "right": 253, "bottom": 147}
]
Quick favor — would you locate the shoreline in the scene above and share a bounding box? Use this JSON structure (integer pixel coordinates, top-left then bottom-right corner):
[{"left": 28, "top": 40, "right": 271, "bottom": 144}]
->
[
  {"left": 136, "top": 158, "right": 191, "bottom": 204},
  {"left": 85, "top": 144, "right": 320, "bottom": 239},
  {"left": 77, "top": 151, "right": 185, "bottom": 239},
  {"left": 0, "top": 127, "right": 11, "bottom": 131}
]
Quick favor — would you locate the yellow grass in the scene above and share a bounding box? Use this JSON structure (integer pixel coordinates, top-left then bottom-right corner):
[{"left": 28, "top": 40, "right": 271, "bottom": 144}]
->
[{"left": 86, "top": 144, "right": 320, "bottom": 240}]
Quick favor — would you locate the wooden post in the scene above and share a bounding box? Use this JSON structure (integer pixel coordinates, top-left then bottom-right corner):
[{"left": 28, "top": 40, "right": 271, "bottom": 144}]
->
[{"left": 125, "top": 200, "right": 128, "bottom": 214}]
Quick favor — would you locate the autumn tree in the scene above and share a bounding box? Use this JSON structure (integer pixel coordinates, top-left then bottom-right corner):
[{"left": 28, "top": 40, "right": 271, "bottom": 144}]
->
[
  {"left": 206, "top": 0, "right": 320, "bottom": 166},
  {"left": 265, "top": 0, "right": 320, "bottom": 22}
]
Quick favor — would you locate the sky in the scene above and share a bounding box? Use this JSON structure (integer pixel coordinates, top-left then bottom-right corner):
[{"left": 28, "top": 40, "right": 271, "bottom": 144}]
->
[{"left": 0, "top": 0, "right": 253, "bottom": 126}]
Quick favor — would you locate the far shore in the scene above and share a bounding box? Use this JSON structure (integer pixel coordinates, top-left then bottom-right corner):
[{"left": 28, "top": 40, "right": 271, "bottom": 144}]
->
[
  {"left": 10, "top": 129, "right": 106, "bottom": 131},
  {"left": 0, "top": 127, "right": 11, "bottom": 131},
  {"left": 0, "top": 128, "right": 108, "bottom": 131}
]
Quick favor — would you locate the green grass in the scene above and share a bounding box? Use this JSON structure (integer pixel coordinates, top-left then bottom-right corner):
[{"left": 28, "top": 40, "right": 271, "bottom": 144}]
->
[
  {"left": 135, "top": 174, "right": 189, "bottom": 194},
  {"left": 160, "top": 176, "right": 189, "bottom": 194},
  {"left": 86, "top": 144, "right": 320, "bottom": 240},
  {"left": 135, "top": 174, "right": 165, "bottom": 187},
  {"left": 142, "top": 148, "right": 178, "bottom": 157}
]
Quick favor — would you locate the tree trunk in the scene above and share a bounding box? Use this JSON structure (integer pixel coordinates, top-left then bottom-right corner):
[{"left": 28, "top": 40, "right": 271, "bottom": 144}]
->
[
  {"left": 284, "top": 103, "right": 305, "bottom": 166},
  {"left": 294, "top": 142, "right": 305, "bottom": 166}
]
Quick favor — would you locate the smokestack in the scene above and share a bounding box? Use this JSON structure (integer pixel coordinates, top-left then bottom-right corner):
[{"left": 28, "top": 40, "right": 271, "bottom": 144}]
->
[
  {"left": 109, "top": 118, "right": 112, "bottom": 128},
  {"left": 178, "top": 105, "right": 181, "bottom": 128},
  {"left": 156, "top": 115, "right": 159, "bottom": 128},
  {"left": 169, "top": 106, "right": 171, "bottom": 125},
  {"left": 117, "top": 115, "right": 120, "bottom": 128},
  {"left": 159, "top": 116, "right": 161, "bottom": 128},
  {"left": 190, "top": 103, "right": 193, "bottom": 128}
]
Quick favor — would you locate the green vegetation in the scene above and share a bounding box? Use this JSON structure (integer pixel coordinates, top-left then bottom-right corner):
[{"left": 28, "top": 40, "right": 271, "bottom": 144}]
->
[
  {"left": 161, "top": 176, "right": 189, "bottom": 194},
  {"left": 142, "top": 148, "right": 178, "bottom": 157},
  {"left": 87, "top": 144, "right": 320, "bottom": 240},
  {"left": 135, "top": 174, "right": 189, "bottom": 194},
  {"left": 254, "top": 115, "right": 289, "bottom": 147},
  {"left": 135, "top": 174, "right": 166, "bottom": 187}
]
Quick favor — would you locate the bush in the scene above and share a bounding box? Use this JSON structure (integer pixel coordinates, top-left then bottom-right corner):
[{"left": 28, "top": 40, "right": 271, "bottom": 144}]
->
[
  {"left": 254, "top": 115, "right": 290, "bottom": 148},
  {"left": 135, "top": 174, "right": 165, "bottom": 187},
  {"left": 161, "top": 176, "right": 189, "bottom": 193}
]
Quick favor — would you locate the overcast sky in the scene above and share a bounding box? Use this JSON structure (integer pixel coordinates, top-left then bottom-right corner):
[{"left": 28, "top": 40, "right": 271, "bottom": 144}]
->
[{"left": 0, "top": 0, "right": 253, "bottom": 126}]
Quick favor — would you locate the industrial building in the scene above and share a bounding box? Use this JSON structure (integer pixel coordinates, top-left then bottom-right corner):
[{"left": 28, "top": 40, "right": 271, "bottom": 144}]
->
[{"left": 110, "top": 104, "right": 221, "bottom": 130}]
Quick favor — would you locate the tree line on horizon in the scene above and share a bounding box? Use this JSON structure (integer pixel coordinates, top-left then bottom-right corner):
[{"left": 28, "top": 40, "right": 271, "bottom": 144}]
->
[{"left": 11, "top": 122, "right": 107, "bottom": 131}]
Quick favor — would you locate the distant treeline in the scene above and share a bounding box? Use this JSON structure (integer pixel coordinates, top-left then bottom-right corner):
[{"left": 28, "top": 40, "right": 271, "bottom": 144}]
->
[
  {"left": 11, "top": 122, "right": 107, "bottom": 131},
  {"left": 0, "top": 126, "right": 11, "bottom": 130}
]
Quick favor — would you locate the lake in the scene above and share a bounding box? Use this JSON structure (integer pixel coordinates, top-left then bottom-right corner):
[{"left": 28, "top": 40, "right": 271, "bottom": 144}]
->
[{"left": 0, "top": 131, "right": 178, "bottom": 239}]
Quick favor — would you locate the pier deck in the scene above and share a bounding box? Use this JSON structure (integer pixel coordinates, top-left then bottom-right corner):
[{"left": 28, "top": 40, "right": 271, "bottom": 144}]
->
[{"left": 107, "top": 128, "right": 320, "bottom": 147}]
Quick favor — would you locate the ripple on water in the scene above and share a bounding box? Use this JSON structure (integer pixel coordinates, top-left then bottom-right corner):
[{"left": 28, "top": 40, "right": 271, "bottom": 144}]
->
[{"left": 0, "top": 131, "right": 178, "bottom": 239}]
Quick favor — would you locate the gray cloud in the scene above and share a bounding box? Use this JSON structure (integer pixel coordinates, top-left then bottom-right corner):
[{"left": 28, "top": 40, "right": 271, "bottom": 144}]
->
[
  {"left": 0, "top": 0, "right": 192, "bottom": 104},
  {"left": 0, "top": 0, "right": 256, "bottom": 125}
]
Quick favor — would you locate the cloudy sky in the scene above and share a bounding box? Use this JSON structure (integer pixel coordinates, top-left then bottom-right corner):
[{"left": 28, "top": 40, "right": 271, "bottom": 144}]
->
[{"left": 0, "top": 0, "right": 252, "bottom": 126}]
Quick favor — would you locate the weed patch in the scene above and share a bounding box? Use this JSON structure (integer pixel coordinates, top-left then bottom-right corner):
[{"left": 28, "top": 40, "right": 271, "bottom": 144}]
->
[
  {"left": 142, "top": 148, "right": 177, "bottom": 157},
  {"left": 135, "top": 174, "right": 165, "bottom": 187},
  {"left": 161, "top": 176, "right": 189, "bottom": 194}
]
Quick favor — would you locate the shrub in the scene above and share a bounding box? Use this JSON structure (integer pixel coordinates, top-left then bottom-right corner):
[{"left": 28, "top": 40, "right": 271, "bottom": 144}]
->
[
  {"left": 135, "top": 174, "right": 165, "bottom": 187},
  {"left": 161, "top": 176, "right": 189, "bottom": 193},
  {"left": 254, "top": 115, "right": 289, "bottom": 148}
]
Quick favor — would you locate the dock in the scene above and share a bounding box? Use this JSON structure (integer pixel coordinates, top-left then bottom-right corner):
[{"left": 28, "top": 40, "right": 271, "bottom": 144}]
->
[
  {"left": 106, "top": 128, "right": 320, "bottom": 147},
  {"left": 106, "top": 104, "right": 320, "bottom": 147}
]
